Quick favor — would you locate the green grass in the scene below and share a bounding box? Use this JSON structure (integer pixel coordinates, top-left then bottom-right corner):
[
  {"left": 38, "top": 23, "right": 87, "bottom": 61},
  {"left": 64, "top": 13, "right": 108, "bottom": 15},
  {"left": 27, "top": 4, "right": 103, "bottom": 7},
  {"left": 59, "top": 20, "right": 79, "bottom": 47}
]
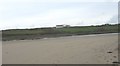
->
[{"left": 2, "top": 24, "right": 119, "bottom": 41}]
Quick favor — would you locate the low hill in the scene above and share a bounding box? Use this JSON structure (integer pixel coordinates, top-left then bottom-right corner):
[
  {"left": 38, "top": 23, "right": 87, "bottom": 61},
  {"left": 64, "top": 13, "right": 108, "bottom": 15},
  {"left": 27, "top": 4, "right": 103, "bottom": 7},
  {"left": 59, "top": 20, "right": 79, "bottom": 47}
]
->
[{"left": 2, "top": 24, "right": 119, "bottom": 41}]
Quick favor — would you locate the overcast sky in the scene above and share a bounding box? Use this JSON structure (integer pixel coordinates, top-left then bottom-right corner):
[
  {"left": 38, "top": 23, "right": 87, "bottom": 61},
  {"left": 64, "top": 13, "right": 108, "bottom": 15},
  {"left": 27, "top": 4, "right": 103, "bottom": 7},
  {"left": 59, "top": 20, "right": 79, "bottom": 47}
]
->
[{"left": 0, "top": 0, "right": 119, "bottom": 30}]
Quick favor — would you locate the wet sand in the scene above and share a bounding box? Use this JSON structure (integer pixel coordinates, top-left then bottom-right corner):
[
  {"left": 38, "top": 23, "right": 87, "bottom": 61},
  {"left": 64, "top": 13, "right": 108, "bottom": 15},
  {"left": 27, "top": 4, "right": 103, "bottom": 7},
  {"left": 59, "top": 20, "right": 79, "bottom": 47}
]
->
[{"left": 2, "top": 33, "right": 118, "bottom": 64}]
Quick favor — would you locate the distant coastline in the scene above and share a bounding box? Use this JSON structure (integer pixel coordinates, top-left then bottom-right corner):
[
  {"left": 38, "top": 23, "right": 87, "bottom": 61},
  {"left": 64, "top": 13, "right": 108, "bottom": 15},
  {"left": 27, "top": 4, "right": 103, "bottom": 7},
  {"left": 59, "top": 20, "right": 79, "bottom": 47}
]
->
[{"left": 2, "top": 24, "right": 119, "bottom": 41}]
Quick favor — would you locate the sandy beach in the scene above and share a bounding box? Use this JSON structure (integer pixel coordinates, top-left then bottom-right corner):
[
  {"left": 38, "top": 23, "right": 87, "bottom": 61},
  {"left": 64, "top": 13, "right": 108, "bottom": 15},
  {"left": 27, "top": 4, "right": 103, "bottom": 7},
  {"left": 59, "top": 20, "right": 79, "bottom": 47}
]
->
[{"left": 2, "top": 33, "right": 118, "bottom": 64}]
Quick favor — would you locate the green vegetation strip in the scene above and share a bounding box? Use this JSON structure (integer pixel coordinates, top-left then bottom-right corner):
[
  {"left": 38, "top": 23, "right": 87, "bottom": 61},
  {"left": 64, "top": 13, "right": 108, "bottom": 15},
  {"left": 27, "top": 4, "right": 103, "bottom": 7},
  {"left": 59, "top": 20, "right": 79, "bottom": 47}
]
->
[{"left": 2, "top": 24, "right": 119, "bottom": 41}]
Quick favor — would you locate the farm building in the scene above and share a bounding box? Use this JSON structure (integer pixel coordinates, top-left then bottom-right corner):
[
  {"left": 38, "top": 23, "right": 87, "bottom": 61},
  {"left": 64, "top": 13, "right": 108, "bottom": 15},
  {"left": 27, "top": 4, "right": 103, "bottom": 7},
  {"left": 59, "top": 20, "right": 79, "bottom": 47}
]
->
[{"left": 56, "top": 25, "right": 70, "bottom": 28}]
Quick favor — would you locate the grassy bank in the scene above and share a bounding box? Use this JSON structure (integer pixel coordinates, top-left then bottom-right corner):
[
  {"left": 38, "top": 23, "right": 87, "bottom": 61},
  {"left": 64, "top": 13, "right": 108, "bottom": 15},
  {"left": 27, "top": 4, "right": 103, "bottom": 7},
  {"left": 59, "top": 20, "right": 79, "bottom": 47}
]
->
[{"left": 2, "top": 24, "right": 119, "bottom": 41}]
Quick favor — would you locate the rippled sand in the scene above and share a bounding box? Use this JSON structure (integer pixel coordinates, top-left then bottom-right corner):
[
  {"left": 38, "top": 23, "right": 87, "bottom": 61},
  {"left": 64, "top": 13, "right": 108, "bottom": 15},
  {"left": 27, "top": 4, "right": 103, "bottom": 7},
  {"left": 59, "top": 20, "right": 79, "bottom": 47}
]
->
[{"left": 2, "top": 33, "right": 118, "bottom": 64}]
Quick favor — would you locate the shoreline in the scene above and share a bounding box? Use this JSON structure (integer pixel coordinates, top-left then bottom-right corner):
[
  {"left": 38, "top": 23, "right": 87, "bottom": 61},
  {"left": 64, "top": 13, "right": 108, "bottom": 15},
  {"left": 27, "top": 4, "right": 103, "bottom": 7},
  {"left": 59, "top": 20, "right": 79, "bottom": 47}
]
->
[{"left": 2, "top": 33, "right": 119, "bottom": 42}]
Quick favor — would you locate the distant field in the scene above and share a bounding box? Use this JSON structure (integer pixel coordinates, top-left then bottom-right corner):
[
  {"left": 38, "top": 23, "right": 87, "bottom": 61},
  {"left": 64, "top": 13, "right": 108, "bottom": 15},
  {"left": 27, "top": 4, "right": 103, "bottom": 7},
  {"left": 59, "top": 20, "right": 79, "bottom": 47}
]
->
[{"left": 2, "top": 24, "right": 119, "bottom": 41}]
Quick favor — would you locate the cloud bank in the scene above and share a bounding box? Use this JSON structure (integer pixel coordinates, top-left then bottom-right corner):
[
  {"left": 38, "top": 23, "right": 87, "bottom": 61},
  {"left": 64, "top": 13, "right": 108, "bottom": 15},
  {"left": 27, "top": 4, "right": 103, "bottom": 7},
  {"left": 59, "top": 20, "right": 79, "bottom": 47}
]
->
[{"left": 0, "top": 0, "right": 118, "bottom": 30}]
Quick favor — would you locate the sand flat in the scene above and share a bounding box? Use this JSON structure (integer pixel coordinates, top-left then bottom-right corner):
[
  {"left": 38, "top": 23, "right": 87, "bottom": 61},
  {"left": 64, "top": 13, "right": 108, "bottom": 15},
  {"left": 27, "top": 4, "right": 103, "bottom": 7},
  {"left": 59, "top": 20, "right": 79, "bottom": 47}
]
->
[{"left": 2, "top": 33, "right": 118, "bottom": 64}]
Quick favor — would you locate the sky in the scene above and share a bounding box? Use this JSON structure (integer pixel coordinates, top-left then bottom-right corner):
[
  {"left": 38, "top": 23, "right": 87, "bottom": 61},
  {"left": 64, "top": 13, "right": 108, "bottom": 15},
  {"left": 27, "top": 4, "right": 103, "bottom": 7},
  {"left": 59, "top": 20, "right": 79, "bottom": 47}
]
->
[{"left": 0, "top": 0, "right": 119, "bottom": 30}]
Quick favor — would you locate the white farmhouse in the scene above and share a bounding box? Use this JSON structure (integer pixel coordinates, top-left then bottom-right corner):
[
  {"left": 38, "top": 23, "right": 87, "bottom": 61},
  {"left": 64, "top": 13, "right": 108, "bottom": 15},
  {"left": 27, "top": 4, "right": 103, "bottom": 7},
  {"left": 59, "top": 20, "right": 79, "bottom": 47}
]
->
[
  {"left": 56, "top": 25, "right": 64, "bottom": 28},
  {"left": 56, "top": 24, "right": 70, "bottom": 28}
]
